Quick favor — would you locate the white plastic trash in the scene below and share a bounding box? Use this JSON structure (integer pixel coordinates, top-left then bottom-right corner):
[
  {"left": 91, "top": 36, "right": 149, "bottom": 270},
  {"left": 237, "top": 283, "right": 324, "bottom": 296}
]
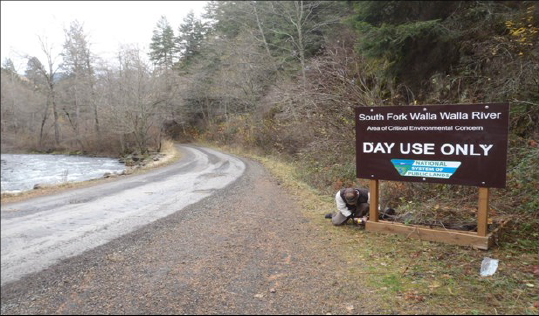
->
[{"left": 480, "top": 257, "right": 499, "bottom": 277}]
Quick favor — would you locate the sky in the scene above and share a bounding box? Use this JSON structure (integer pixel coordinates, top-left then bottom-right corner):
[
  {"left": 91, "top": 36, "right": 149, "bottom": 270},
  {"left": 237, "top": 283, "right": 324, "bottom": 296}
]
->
[{"left": 1, "top": 1, "right": 208, "bottom": 72}]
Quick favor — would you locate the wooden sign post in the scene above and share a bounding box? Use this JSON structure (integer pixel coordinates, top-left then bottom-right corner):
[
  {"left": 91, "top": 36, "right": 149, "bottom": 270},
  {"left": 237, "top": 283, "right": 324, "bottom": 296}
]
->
[
  {"left": 369, "top": 179, "right": 379, "bottom": 223},
  {"left": 356, "top": 104, "right": 510, "bottom": 250},
  {"left": 477, "top": 187, "right": 489, "bottom": 237},
  {"left": 365, "top": 184, "right": 508, "bottom": 250}
]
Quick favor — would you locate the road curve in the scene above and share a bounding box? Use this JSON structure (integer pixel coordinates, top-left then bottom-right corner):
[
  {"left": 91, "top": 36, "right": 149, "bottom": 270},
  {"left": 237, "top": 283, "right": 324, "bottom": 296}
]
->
[{"left": 0, "top": 145, "right": 245, "bottom": 285}]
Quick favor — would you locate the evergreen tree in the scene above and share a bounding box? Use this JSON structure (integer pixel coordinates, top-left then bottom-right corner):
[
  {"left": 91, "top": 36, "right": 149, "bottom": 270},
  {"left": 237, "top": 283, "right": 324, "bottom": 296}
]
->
[
  {"left": 350, "top": 1, "right": 462, "bottom": 87},
  {"left": 25, "top": 57, "right": 47, "bottom": 88},
  {"left": 149, "top": 16, "right": 176, "bottom": 68},
  {"left": 61, "top": 20, "right": 98, "bottom": 145},
  {"left": 201, "top": 1, "right": 219, "bottom": 32},
  {"left": 175, "top": 11, "right": 206, "bottom": 65},
  {"left": 2, "top": 58, "right": 16, "bottom": 73},
  {"left": 62, "top": 21, "right": 92, "bottom": 77}
]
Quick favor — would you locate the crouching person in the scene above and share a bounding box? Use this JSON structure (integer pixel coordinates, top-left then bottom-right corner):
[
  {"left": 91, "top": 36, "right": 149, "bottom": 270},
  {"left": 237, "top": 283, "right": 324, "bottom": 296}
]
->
[{"left": 325, "top": 187, "right": 369, "bottom": 226}]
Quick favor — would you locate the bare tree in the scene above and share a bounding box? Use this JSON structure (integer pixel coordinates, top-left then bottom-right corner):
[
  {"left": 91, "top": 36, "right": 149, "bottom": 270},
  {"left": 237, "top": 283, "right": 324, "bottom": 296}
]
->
[
  {"left": 61, "top": 21, "right": 100, "bottom": 149},
  {"left": 1, "top": 62, "right": 43, "bottom": 148},
  {"left": 214, "top": 31, "right": 275, "bottom": 114},
  {"left": 25, "top": 37, "right": 62, "bottom": 146},
  {"left": 101, "top": 45, "right": 165, "bottom": 154},
  {"left": 266, "top": 1, "right": 339, "bottom": 88}
]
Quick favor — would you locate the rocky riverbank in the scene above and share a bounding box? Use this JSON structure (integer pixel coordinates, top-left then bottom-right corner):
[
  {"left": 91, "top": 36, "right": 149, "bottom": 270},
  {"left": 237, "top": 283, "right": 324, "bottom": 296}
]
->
[{"left": 1, "top": 143, "right": 181, "bottom": 204}]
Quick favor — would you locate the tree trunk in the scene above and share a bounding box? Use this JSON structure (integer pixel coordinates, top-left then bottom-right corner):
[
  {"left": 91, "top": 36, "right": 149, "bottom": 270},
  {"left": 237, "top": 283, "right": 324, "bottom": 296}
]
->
[
  {"left": 63, "top": 108, "right": 85, "bottom": 150},
  {"left": 86, "top": 51, "right": 100, "bottom": 139},
  {"left": 39, "top": 100, "right": 50, "bottom": 147},
  {"left": 51, "top": 88, "right": 61, "bottom": 146},
  {"left": 120, "top": 133, "right": 125, "bottom": 153},
  {"left": 296, "top": 1, "right": 307, "bottom": 89},
  {"left": 252, "top": 2, "right": 277, "bottom": 72}
]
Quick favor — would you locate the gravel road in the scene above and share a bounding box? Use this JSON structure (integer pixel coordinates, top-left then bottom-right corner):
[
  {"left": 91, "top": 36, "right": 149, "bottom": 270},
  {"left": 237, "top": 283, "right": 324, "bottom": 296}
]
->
[
  {"left": 1, "top": 145, "right": 375, "bottom": 315},
  {"left": 1, "top": 146, "right": 245, "bottom": 286}
]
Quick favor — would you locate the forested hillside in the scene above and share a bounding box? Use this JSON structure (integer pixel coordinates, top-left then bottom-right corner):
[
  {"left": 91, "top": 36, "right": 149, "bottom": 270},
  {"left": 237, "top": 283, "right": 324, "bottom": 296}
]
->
[
  {"left": 1, "top": 1, "right": 538, "bottom": 229},
  {"left": 168, "top": 1, "right": 538, "bottom": 231}
]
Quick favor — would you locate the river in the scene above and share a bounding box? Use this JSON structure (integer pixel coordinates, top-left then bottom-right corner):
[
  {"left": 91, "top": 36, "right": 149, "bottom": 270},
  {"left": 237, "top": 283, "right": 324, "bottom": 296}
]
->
[{"left": 1, "top": 154, "right": 125, "bottom": 193}]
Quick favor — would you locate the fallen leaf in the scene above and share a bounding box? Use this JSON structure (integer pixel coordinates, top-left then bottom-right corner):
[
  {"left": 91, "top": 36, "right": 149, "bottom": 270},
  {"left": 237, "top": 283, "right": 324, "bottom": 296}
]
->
[
  {"left": 533, "top": 301, "right": 538, "bottom": 308},
  {"left": 526, "top": 284, "right": 535, "bottom": 288},
  {"left": 533, "top": 265, "right": 539, "bottom": 276},
  {"left": 404, "top": 292, "right": 424, "bottom": 302},
  {"left": 254, "top": 294, "right": 264, "bottom": 298},
  {"left": 529, "top": 140, "right": 538, "bottom": 148},
  {"left": 346, "top": 304, "right": 354, "bottom": 311}
]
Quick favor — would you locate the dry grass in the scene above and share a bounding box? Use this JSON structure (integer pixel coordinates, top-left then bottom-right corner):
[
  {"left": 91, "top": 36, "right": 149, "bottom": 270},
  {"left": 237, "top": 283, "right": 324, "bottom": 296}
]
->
[
  {"left": 200, "top": 142, "right": 539, "bottom": 315},
  {"left": 1, "top": 140, "right": 182, "bottom": 205}
]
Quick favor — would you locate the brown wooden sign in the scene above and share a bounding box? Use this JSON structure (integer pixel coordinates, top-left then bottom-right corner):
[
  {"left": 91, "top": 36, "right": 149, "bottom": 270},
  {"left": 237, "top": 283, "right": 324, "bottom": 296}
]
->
[{"left": 355, "top": 103, "right": 509, "bottom": 188}]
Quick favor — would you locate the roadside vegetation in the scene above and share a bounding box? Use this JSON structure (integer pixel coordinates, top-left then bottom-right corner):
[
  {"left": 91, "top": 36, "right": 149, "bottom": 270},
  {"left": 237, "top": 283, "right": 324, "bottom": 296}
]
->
[
  {"left": 200, "top": 142, "right": 538, "bottom": 315},
  {"left": 190, "top": 1, "right": 537, "bottom": 313},
  {"left": 190, "top": 0, "right": 537, "bottom": 265}
]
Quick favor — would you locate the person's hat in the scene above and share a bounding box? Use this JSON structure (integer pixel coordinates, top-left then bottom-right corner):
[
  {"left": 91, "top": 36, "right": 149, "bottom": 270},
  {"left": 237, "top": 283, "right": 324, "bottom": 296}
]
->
[{"left": 344, "top": 188, "right": 359, "bottom": 204}]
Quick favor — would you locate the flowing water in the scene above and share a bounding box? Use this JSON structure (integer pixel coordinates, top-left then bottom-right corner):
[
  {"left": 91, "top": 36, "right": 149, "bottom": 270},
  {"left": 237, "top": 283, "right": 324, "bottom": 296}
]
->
[{"left": 1, "top": 154, "right": 125, "bottom": 193}]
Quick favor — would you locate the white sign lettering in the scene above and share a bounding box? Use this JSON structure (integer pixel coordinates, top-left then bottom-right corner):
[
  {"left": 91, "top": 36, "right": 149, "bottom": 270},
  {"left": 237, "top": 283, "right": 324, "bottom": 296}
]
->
[{"left": 363, "top": 142, "right": 494, "bottom": 156}]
